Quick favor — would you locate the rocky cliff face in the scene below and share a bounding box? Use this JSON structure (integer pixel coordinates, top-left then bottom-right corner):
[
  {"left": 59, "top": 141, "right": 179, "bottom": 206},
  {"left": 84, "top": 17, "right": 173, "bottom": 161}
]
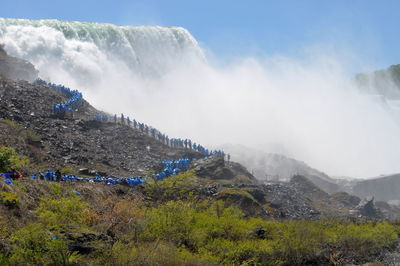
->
[
  {"left": 0, "top": 79, "right": 201, "bottom": 176},
  {"left": 0, "top": 45, "right": 38, "bottom": 81}
]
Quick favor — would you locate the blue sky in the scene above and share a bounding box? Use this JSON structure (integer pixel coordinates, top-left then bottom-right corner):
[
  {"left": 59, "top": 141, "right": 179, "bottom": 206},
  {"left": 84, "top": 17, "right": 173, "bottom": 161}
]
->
[{"left": 2, "top": 0, "right": 399, "bottom": 70}]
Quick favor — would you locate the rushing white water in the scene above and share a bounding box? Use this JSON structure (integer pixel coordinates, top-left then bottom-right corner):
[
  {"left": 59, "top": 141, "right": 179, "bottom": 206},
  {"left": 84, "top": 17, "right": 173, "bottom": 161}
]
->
[
  {"left": 1, "top": 18, "right": 400, "bottom": 179},
  {"left": 0, "top": 18, "right": 204, "bottom": 86}
]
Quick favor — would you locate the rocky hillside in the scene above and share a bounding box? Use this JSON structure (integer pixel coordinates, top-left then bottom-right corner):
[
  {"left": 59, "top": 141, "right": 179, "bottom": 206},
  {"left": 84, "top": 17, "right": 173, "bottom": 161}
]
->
[
  {"left": 0, "top": 45, "right": 38, "bottom": 81},
  {"left": 0, "top": 78, "right": 204, "bottom": 177}
]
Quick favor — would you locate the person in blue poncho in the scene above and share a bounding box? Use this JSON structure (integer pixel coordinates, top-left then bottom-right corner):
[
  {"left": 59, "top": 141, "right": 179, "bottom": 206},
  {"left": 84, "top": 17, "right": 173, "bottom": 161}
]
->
[{"left": 45, "top": 170, "right": 55, "bottom": 181}]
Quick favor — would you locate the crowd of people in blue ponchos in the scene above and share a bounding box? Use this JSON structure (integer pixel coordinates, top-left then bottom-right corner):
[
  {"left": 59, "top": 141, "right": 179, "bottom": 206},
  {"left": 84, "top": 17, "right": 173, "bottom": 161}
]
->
[
  {"left": 1, "top": 158, "right": 197, "bottom": 187},
  {"left": 29, "top": 169, "right": 147, "bottom": 186},
  {"left": 36, "top": 77, "right": 225, "bottom": 158},
  {"left": 0, "top": 79, "right": 230, "bottom": 187},
  {"left": 94, "top": 113, "right": 226, "bottom": 157},
  {"left": 35, "top": 78, "right": 83, "bottom": 114}
]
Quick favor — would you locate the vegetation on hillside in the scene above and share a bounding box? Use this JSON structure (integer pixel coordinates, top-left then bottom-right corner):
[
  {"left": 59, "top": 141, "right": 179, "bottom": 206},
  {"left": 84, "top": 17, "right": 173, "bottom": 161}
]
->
[{"left": 0, "top": 171, "right": 399, "bottom": 265}]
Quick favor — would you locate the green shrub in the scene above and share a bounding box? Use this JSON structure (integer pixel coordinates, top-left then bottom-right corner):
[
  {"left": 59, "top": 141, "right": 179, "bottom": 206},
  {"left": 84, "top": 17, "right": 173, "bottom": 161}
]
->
[
  {"left": 200, "top": 238, "right": 276, "bottom": 265},
  {"left": 143, "top": 170, "right": 197, "bottom": 201},
  {"left": 49, "top": 183, "right": 63, "bottom": 196},
  {"left": 141, "top": 201, "right": 196, "bottom": 246},
  {"left": 10, "top": 223, "right": 81, "bottom": 266},
  {"left": 0, "top": 191, "right": 19, "bottom": 208},
  {"left": 35, "top": 195, "right": 88, "bottom": 231},
  {"left": 0, "top": 253, "right": 10, "bottom": 266},
  {"left": 0, "top": 146, "right": 29, "bottom": 172},
  {"left": 98, "top": 240, "right": 210, "bottom": 266},
  {"left": 2, "top": 183, "right": 399, "bottom": 265}
]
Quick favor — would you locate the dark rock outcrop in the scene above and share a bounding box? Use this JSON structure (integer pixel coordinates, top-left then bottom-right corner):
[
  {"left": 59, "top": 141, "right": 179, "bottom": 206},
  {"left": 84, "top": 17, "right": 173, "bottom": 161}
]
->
[
  {"left": 193, "top": 155, "right": 257, "bottom": 184},
  {"left": 355, "top": 197, "right": 381, "bottom": 217},
  {"left": 0, "top": 45, "right": 38, "bottom": 81}
]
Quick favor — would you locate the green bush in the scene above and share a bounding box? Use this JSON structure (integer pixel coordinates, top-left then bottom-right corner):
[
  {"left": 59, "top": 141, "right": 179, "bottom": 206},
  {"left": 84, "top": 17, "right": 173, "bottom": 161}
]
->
[
  {"left": 10, "top": 223, "right": 81, "bottom": 266},
  {"left": 2, "top": 184, "right": 399, "bottom": 265},
  {"left": 95, "top": 240, "right": 211, "bottom": 266},
  {"left": 49, "top": 183, "right": 63, "bottom": 196},
  {"left": 35, "top": 195, "right": 88, "bottom": 231},
  {"left": 0, "top": 253, "right": 10, "bottom": 266},
  {"left": 139, "top": 201, "right": 399, "bottom": 265},
  {"left": 0, "top": 146, "right": 29, "bottom": 172},
  {"left": 143, "top": 170, "right": 197, "bottom": 201},
  {"left": 0, "top": 191, "right": 19, "bottom": 209}
]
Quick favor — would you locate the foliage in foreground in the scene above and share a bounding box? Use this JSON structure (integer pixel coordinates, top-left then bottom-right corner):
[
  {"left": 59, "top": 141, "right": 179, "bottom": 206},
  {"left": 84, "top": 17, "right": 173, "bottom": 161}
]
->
[{"left": 0, "top": 172, "right": 399, "bottom": 265}]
